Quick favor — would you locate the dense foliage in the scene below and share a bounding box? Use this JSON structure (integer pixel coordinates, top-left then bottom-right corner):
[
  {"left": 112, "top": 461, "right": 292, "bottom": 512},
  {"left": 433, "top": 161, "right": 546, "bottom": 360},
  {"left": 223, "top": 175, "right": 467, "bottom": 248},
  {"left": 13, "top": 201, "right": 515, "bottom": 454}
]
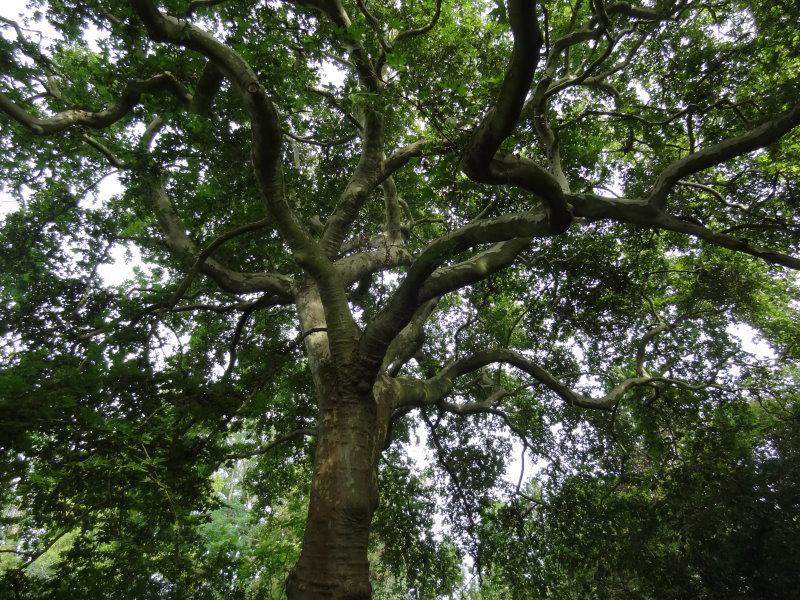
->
[{"left": 1, "top": 0, "right": 799, "bottom": 597}]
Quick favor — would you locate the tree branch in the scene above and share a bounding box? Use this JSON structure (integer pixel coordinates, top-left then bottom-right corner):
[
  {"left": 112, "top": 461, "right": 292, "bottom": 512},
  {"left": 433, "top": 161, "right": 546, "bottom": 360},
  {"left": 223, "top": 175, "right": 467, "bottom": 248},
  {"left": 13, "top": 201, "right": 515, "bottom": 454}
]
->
[
  {"left": 569, "top": 192, "right": 800, "bottom": 270},
  {"left": 394, "top": 345, "right": 724, "bottom": 413},
  {"left": 461, "top": 0, "right": 570, "bottom": 231},
  {"left": 0, "top": 72, "right": 191, "bottom": 134},
  {"left": 381, "top": 299, "right": 438, "bottom": 376},
  {"left": 223, "top": 295, "right": 280, "bottom": 378},
  {"left": 647, "top": 100, "right": 800, "bottom": 208},
  {"left": 130, "top": 0, "right": 362, "bottom": 362},
  {"left": 417, "top": 237, "right": 533, "bottom": 302},
  {"left": 320, "top": 109, "right": 385, "bottom": 257},
  {"left": 359, "top": 209, "right": 552, "bottom": 371},
  {"left": 149, "top": 180, "right": 295, "bottom": 297}
]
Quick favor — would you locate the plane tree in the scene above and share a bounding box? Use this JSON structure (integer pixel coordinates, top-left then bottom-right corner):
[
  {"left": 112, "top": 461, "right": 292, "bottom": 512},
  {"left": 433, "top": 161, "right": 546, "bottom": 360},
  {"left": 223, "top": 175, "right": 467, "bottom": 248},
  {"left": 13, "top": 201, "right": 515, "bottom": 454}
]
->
[{"left": 1, "top": 0, "right": 799, "bottom": 597}]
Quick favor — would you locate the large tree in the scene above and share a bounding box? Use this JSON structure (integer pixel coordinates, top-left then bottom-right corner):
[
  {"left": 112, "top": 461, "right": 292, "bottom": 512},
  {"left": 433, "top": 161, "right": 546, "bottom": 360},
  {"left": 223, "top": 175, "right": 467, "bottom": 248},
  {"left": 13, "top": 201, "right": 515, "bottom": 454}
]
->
[{"left": 1, "top": 0, "right": 799, "bottom": 597}]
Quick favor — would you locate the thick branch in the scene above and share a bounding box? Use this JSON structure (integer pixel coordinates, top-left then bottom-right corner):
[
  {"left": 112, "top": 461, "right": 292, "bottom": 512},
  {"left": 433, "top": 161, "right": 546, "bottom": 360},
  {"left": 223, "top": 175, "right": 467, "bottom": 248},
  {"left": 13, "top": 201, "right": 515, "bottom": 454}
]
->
[
  {"left": 464, "top": 0, "right": 543, "bottom": 173},
  {"left": 381, "top": 175, "right": 403, "bottom": 243},
  {"left": 320, "top": 109, "right": 385, "bottom": 257},
  {"left": 359, "top": 209, "right": 552, "bottom": 371},
  {"left": 569, "top": 192, "right": 800, "bottom": 270},
  {"left": 190, "top": 60, "right": 225, "bottom": 114},
  {"left": 381, "top": 299, "right": 438, "bottom": 376},
  {"left": 130, "top": 0, "right": 362, "bottom": 361},
  {"left": 417, "top": 237, "right": 532, "bottom": 302},
  {"left": 647, "top": 101, "right": 800, "bottom": 208},
  {"left": 0, "top": 72, "right": 191, "bottom": 134},
  {"left": 462, "top": 0, "right": 571, "bottom": 231},
  {"left": 335, "top": 242, "right": 411, "bottom": 285}
]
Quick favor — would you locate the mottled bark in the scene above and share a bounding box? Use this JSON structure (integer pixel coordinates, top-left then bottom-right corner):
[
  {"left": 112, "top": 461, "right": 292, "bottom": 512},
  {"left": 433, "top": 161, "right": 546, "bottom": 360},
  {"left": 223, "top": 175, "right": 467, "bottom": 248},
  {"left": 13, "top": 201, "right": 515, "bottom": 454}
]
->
[
  {"left": 286, "top": 391, "right": 388, "bottom": 599},
  {"left": 287, "top": 285, "right": 391, "bottom": 599}
]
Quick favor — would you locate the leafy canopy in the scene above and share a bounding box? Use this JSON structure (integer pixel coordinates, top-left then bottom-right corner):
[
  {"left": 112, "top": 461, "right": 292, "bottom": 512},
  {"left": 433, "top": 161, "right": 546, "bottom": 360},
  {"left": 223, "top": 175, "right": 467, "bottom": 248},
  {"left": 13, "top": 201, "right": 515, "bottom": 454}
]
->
[{"left": 1, "top": 0, "right": 799, "bottom": 597}]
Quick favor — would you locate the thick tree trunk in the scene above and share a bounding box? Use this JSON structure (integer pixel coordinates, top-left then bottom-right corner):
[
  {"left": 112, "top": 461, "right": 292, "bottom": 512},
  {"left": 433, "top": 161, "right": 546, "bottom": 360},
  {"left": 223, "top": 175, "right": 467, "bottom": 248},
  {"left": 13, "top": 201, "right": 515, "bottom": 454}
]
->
[
  {"left": 287, "top": 282, "right": 391, "bottom": 598},
  {"left": 286, "top": 388, "right": 388, "bottom": 599}
]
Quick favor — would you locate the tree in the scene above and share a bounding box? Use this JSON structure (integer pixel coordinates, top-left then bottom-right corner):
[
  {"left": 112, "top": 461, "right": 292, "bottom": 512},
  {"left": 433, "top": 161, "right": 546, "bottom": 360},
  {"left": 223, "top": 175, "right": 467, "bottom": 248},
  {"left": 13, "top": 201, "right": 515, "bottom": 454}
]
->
[{"left": 1, "top": 0, "right": 799, "bottom": 597}]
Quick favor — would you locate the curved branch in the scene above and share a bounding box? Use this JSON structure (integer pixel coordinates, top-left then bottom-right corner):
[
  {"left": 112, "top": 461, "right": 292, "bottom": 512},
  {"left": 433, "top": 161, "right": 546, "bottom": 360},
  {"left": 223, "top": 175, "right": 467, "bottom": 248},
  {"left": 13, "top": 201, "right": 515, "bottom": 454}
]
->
[
  {"left": 81, "top": 133, "right": 128, "bottom": 168},
  {"left": 395, "top": 347, "right": 724, "bottom": 413},
  {"left": 417, "top": 237, "right": 532, "bottom": 302},
  {"left": 647, "top": 100, "right": 800, "bottom": 208},
  {"left": 224, "top": 295, "right": 281, "bottom": 378},
  {"left": 394, "top": 0, "right": 442, "bottom": 45},
  {"left": 130, "top": 0, "right": 362, "bottom": 361},
  {"left": 190, "top": 60, "right": 225, "bottom": 114},
  {"left": 0, "top": 72, "right": 191, "bottom": 134},
  {"left": 285, "top": 130, "right": 357, "bottom": 147},
  {"left": 150, "top": 181, "right": 294, "bottom": 297},
  {"left": 381, "top": 299, "right": 438, "bottom": 376},
  {"left": 320, "top": 109, "right": 385, "bottom": 257},
  {"left": 462, "top": 0, "right": 570, "bottom": 230},
  {"left": 657, "top": 213, "right": 800, "bottom": 270},
  {"left": 129, "top": 0, "right": 315, "bottom": 257},
  {"left": 676, "top": 179, "right": 725, "bottom": 203},
  {"left": 286, "top": 0, "right": 382, "bottom": 91},
  {"left": 464, "top": 0, "right": 543, "bottom": 173},
  {"left": 569, "top": 192, "right": 800, "bottom": 270},
  {"left": 335, "top": 242, "right": 411, "bottom": 285}
]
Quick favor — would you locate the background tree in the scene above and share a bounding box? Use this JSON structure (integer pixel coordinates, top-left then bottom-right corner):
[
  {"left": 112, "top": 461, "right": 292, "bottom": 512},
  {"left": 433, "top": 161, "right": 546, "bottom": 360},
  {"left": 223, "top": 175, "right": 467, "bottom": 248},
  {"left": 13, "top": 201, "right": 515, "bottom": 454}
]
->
[{"left": 0, "top": 0, "right": 798, "bottom": 598}]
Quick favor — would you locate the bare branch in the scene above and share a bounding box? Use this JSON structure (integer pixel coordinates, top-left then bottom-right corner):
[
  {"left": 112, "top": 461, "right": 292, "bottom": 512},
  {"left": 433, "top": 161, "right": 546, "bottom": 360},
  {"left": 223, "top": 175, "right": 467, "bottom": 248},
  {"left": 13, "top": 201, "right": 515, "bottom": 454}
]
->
[
  {"left": 354, "top": 0, "right": 391, "bottom": 54},
  {"left": 308, "top": 86, "right": 364, "bottom": 132},
  {"left": 224, "top": 295, "right": 279, "bottom": 378},
  {"left": 417, "top": 237, "right": 532, "bottom": 302},
  {"left": 676, "top": 179, "right": 725, "bottom": 203},
  {"left": 190, "top": 60, "right": 225, "bottom": 114},
  {"left": 464, "top": 0, "right": 544, "bottom": 173},
  {"left": 381, "top": 175, "right": 403, "bottom": 243},
  {"left": 286, "top": 0, "right": 383, "bottom": 91},
  {"left": 461, "top": 0, "right": 570, "bottom": 230},
  {"left": 335, "top": 241, "right": 411, "bottom": 285}
]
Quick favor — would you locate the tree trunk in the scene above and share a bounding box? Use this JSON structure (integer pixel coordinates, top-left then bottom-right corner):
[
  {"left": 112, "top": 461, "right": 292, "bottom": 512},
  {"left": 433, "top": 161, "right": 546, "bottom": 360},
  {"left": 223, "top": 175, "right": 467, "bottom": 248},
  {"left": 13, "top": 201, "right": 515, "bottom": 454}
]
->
[{"left": 285, "top": 380, "right": 389, "bottom": 599}]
